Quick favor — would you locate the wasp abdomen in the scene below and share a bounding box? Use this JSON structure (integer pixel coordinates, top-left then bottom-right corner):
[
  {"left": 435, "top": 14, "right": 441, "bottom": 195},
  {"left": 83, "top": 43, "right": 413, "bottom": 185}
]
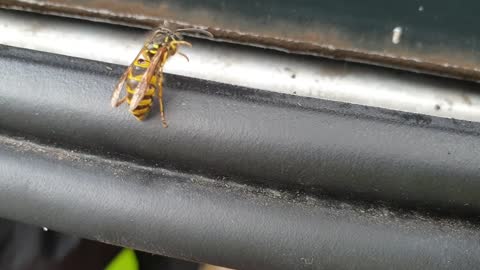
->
[{"left": 126, "top": 82, "right": 155, "bottom": 121}]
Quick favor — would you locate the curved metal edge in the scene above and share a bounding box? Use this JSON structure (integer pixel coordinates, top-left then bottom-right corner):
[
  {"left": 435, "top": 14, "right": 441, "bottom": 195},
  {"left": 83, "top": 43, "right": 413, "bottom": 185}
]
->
[
  {"left": 1, "top": 45, "right": 480, "bottom": 217},
  {"left": 0, "top": 44, "right": 480, "bottom": 214}
]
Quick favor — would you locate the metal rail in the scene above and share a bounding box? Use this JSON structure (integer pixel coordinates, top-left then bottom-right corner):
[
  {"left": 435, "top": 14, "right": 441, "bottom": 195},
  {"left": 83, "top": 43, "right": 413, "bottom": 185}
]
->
[{"left": 1, "top": 10, "right": 480, "bottom": 122}]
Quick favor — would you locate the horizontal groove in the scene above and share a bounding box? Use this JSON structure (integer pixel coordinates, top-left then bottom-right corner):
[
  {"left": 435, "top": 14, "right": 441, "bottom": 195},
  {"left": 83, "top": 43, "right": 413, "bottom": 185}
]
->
[
  {"left": 1, "top": 9, "right": 480, "bottom": 122},
  {"left": 1, "top": 45, "right": 480, "bottom": 217},
  {"left": 1, "top": 135, "right": 479, "bottom": 269}
]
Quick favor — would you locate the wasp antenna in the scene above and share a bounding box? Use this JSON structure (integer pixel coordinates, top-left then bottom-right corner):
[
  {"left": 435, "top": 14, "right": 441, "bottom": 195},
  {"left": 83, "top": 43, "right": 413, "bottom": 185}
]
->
[
  {"left": 177, "top": 52, "right": 190, "bottom": 62},
  {"left": 175, "top": 28, "right": 214, "bottom": 38},
  {"left": 152, "top": 27, "right": 170, "bottom": 35}
]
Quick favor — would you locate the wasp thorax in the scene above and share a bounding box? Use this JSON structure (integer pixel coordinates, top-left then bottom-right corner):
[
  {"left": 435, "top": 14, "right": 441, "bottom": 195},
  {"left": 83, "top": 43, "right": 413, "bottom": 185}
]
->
[{"left": 147, "top": 41, "right": 162, "bottom": 49}]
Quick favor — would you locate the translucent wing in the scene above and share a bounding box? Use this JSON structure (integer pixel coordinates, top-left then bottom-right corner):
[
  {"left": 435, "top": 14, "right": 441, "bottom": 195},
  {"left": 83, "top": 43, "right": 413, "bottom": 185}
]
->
[
  {"left": 110, "top": 66, "right": 131, "bottom": 107},
  {"left": 111, "top": 43, "right": 150, "bottom": 107}
]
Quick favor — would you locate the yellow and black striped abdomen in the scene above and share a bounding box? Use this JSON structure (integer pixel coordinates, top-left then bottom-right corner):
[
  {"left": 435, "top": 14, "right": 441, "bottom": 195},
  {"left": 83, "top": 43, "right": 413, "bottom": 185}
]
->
[
  {"left": 126, "top": 54, "right": 158, "bottom": 121},
  {"left": 126, "top": 76, "right": 157, "bottom": 121}
]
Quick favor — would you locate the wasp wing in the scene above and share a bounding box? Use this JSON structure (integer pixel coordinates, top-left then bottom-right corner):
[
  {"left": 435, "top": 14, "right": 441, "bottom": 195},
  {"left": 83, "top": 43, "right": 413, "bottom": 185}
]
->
[
  {"left": 111, "top": 45, "right": 150, "bottom": 107},
  {"left": 129, "top": 48, "right": 167, "bottom": 112},
  {"left": 110, "top": 66, "right": 131, "bottom": 107}
]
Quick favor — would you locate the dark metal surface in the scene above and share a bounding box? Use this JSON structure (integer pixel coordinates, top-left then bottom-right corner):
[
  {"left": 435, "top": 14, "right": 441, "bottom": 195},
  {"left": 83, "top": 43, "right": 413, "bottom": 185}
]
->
[
  {"left": 1, "top": 45, "right": 480, "bottom": 216},
  {"left": 2, "top": 0, "right": 480, "bottom": 81},
  {"left": 1, "top": 135, "right": 480, "bottom": 270}
]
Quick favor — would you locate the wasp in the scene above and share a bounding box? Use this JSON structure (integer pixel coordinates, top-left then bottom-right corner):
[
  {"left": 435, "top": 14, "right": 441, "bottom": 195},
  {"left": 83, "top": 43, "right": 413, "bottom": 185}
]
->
[{"left": 111, "top": 27, "right": 213, "bottom": 127}]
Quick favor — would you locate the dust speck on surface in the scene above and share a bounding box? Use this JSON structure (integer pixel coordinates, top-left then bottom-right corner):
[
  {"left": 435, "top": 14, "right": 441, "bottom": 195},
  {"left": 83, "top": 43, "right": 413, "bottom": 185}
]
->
[
  {"left": 461, "top": 94, "right": 472, "bottom": 105},
  {"left": 300, "top": 257, "right": 314, "bottom": 265},
  {"left": 418, "top": 6, "right": 424, "bottom": 12}
]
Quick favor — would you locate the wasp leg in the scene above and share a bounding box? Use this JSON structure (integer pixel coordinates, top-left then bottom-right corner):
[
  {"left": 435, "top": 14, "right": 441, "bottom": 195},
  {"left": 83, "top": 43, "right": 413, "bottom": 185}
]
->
[
  {"left": 175, "top": 28, "right": 214, "bottom": 38},
  {"left": 156, "top": 69, "right": 168, "bottom": 128},
  {"left": 113, "top": 96, "right": 128, "bottom": 107},
  {"left": 171, "top": 40, "right": 192, "bottom": 47}
]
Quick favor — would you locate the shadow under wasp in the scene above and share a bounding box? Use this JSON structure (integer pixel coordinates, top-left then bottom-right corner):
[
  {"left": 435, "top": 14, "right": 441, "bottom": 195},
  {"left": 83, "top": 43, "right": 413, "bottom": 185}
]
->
[{"left": 111, "top": 27, "right": 213, "bottom": 127}]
